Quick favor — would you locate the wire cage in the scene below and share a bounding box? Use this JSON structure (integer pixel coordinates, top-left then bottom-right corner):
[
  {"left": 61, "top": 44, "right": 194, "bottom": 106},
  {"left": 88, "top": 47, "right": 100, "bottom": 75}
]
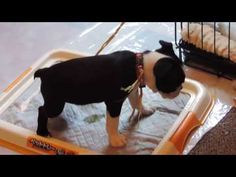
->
[{"left": 175, "top": 22, "right": 236, "bottom": 80}]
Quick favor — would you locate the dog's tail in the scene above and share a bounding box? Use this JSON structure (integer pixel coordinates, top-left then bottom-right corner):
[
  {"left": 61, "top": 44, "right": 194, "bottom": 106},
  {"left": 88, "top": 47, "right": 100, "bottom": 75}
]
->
[{"left": 34, "top": 68, "right": 48, "bottom": 79}]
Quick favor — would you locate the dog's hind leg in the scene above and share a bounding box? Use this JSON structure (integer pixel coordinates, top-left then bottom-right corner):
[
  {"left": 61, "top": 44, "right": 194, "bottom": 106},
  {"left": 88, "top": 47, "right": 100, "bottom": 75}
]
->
[
  {"left": 36, "top": 101, "right": 65, "bottom": 137},
  {"left": 36, "top": 106, "right": 51, "bottom": 137},
  {"left": 37, "top": 81, "right": 66, "bottom": 137}
]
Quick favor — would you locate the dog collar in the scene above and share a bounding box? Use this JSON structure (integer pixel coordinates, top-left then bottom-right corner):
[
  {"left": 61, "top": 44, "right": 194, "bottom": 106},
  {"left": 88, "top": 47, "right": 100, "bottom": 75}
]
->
[{"left": 136, "top": 53, "right": 146, "bottom": 88}]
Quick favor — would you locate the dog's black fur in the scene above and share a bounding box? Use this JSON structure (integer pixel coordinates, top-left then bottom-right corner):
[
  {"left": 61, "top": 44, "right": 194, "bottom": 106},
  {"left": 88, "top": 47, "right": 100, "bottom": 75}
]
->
[{"left": 34, "top": 40, "right": 184, "bottom": 137}]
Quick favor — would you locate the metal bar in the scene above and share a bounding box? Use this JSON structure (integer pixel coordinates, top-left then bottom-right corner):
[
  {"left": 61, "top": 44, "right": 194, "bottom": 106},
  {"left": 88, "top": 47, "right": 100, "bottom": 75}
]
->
[
  {"left": 175, "top": 22, "right": 178, "bottom": 46},
  {"left": 214, "top": 22, "right": 216, "bottom": 54},
  {"left": 187, "top": 22, "right": 190, "bottom": 40},
  {"left": 201, "top": 22, "right": 203, "bottom": 49},
  {"left": 228, "top": 22, "right": 231, "bottom": 59},
  {"left": 179, "top": 22, "right": 182, "bottom": 61}
]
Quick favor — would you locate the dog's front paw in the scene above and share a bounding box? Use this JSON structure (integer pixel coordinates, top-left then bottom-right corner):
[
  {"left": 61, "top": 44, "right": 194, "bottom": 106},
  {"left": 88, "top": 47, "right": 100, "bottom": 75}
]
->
[{"left": 109, "top": 133, "right": 127, "bottom": 147}]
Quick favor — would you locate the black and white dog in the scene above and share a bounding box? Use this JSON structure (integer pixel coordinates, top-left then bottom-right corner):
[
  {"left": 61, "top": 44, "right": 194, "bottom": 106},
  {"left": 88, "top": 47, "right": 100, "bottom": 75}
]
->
[{"left": 34, "top": 40, "right": 185, "bottom": 147}]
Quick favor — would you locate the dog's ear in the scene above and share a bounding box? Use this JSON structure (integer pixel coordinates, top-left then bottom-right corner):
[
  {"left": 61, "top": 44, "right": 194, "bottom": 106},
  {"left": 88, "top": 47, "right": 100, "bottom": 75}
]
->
[
  {"left": 155, "top": 40, "right": 182, "bottom": 65},
  {"left": 155, "top": 40, "right": 173, "bottom": 53},
  {"left": 159, "top": 40, "right": 173, "bottom": 48}
]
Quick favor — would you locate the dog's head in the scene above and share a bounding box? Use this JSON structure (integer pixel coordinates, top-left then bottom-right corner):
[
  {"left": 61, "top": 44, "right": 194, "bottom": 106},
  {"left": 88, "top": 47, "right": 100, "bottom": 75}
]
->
[{"left": 153, "top": 40, "right": 185, "bottom": 99}]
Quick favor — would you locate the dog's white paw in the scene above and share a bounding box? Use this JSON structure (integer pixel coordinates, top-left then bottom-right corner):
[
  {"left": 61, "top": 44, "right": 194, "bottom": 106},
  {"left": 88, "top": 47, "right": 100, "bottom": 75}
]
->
[{"left": 109, "top": 133, "right": 127, "bottom": 147}]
